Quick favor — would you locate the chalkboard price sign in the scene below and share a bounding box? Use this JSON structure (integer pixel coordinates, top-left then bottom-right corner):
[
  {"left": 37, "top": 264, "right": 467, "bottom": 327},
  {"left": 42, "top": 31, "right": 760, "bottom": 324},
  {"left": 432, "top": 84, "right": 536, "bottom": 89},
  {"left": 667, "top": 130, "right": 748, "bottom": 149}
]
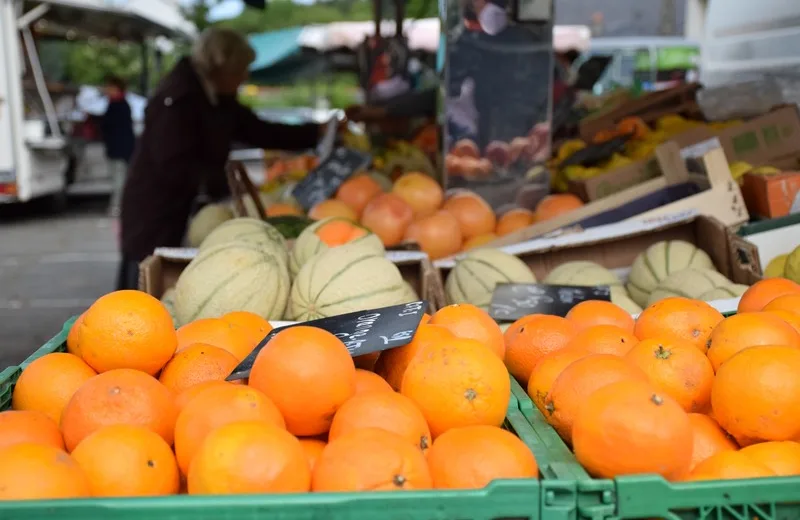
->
[
  {"left": 489, "top": 283, "right": 611, "bottom": 321},
  {"left": 227, "top": 300, "right": 428, "bottom": 381},
  {"left": 292, "top": 147, "right": 371, "bottom": 211}
]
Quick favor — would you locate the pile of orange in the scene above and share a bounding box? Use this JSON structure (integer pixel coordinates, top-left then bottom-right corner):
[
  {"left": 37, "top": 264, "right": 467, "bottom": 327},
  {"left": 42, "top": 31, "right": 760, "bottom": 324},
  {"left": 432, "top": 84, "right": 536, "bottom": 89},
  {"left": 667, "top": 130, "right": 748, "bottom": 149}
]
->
[
  {"left": 512, "top": 278, "right": 800, "bottom": 481},
  {"left": 308, "top": 173, "right": 584, "bottom": 259},
  {"left": 0, "top": 292, "right": 538, "bottom": 500}
]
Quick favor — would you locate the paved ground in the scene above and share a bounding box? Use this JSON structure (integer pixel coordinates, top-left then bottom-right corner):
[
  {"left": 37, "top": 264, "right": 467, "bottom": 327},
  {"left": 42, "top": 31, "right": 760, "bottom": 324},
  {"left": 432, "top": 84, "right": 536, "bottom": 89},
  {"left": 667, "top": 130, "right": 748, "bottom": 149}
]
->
[{"left": 0, "top": 196, "right": 118, "bottom": 368}]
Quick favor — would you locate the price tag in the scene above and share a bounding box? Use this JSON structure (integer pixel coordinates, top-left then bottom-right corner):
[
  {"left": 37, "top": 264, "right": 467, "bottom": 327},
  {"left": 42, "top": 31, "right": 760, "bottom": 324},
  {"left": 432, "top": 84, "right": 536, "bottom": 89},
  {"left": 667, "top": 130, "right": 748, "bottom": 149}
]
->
[
  {"left": 489, "top": 283, "right": 611, "bottom": 321},
  {"left": 227, "top": 300, "right": 428, "bottom": 381},
  {"left": 292, "top": 147, "right": 371, "bottom": 211}
]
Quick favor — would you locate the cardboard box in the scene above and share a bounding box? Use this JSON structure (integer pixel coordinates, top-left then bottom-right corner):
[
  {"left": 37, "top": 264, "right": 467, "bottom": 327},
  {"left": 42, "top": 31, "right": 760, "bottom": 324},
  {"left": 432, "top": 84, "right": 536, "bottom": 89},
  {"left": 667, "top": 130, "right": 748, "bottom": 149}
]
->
[
  {"left": 734, "top": 213, "right": 800, "bottom": 279},
  {"left": 138, "top": 248, "right": 447, "bottom": 314},
  {"left": 436, "top": 211, "right": 761, "bottom": 315},
  {"left": 742, "top": 171, "right": 800, "bottom": 219},
  {"left": 486, "top": 143, "right": 749, "bottom": 248}
]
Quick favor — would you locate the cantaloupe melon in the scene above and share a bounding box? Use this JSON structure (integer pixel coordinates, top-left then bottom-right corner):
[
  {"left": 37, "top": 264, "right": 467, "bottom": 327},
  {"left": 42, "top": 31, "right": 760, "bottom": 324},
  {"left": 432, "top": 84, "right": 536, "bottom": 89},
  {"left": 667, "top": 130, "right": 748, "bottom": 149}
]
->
[
  {"left": 198, "top": 217, "right": 288, "bottom": 265},
  {"left": 160, "top": 288, "right": 179, "bottom": 327},
  {"left": 187, "top": 204, "right": 233, "bottom": 247},
  {"left": 646, "top": 268, "right": 733, "bottom": 306},
  {"left": 609, "top": 287, "right": 642, "bottom": 315},
  {"left": 698, "top": 284, "right": 749, "bottom": 302},
  {"left": 400, "top": 282, "right": 420, "bottom": 302},
  {"left": 444, "top": 249, "right": 536, "bottom": 310},
  {"left": 174, "top": 242, "right": 290, "bottom": 324},
  {"left": 627, "top": 241, "right": 715, "bottom": 307},
  {"left": 543, "top": 261, "right": 622, "bottom": 289},
  {"left": 288, "top": 241, "right": 408, "bottom": 321},
  {"left": 289, "top": 217, "right": 384, "bottom": 278}
]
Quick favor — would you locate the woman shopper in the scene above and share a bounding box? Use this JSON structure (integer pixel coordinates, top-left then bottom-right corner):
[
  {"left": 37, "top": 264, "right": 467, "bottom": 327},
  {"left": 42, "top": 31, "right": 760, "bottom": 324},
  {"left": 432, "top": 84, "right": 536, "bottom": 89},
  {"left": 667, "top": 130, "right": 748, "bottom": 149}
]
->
[{"left": 117, "top": 28, "right": 323, "bottom": 290}]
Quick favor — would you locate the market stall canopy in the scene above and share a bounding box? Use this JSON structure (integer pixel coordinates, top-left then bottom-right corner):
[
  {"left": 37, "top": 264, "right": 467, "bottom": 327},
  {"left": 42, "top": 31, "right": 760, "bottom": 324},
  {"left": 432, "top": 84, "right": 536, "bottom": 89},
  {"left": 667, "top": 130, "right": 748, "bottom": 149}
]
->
[{"left": 25, "top": 0, "right": 195, "bottom": 41}]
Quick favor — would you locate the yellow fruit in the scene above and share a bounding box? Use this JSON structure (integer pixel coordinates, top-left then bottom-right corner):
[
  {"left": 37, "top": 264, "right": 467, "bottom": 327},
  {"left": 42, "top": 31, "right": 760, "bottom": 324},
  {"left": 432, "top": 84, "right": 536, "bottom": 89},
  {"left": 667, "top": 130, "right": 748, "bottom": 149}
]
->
[
  {"left": 557, "top": 140, "right": 586, "bottom": 160},
  {"left": 765, "top": 255, "right": 789, "bottom": 278},
  {"left": 752, "top": 166, "right": 782, "bottom": 175},
  {"left": 787, "top": 247, "right": 800, "bottom": 284}
]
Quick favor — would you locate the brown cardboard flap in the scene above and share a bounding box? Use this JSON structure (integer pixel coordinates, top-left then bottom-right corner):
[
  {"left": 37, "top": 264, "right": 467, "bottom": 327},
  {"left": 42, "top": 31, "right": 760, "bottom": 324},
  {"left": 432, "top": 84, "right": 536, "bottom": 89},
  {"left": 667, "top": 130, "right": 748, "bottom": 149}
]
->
[{"left": 727, "top": 232, "right": 763, "bottom": 285}]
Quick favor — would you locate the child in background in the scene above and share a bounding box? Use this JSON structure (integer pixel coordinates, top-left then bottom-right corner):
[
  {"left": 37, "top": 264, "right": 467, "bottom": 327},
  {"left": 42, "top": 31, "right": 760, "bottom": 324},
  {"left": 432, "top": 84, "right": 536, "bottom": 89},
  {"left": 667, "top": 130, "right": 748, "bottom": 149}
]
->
[{"left": 102, "top": 76, "right": 135, "bottom": 217}]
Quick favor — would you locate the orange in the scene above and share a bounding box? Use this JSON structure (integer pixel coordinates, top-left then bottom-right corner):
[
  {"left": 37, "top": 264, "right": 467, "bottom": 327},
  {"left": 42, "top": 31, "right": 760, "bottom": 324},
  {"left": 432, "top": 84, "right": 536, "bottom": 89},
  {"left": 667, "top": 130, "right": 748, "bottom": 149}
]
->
[
  {"left": 687, "top": 451, "right": 774, "bottom": 481},
  {"left": 329, "top": 392, "right": 432, "bottom": 453},
  {"left": 503, "top": 315, "right": 576, "bottom": 384},
  {"left": 76, "top": 290, "right": 176, "bottom": 375},
  {"left": 544, "top": 354, "right": 648, "bottom": 443},
  {"left": 360, "top": 193, "right": 414, "bottom": 247},
  {"left": 527, "top": 348, "right": 590, "bottom": 414},
  {"left": 176, "top": 318, "right": 255, "bottom": 361},
  {"left": 174, "top": 380, "right": 233, "bottom": 412},
  {"left": 11, "top": 352, "right": 96, "bottom": 424},
  {"left": 336, "top": 175, "right": 383, "bottom": 217},
  {"left": 308, "top": 199, "right": 358, "bottom": 221},
  {"left": 706, "top": 312, "right": 800, "bottom": 371},
  {"left": 298, "top": 438, "right": 327, "bottom": 472},
  {"left": 314, "top": 219, "right": 368, "bottom": 247},
  {"left": 353, "top": 369, "right": 393, "bottom": 395},
  {"left": 71, "top": 425, "right": 179, "bottom": 497},
  {"left": 67, "top": 312, "right": 85, "bottom": 356},
  {"left": 312, "top": 427, "right": 432, "bottom": 491},
  {"left": 713, "top": 345, "right": 800, "bottom": 446},
  {"left": 248, "top": 326, "right": 356, "bottom": 436},
  {"left": 374, "top": 324, "right": 454, "bottom": 391},
  {"left": 158, "top": 343, "right": 240, "bottom": 394},
  {"left": 353, "top": 351, "right": 380, "bottom": 371},
  {"left": 534, "top": 194, "right": 583, "bottom": 222},
  {"left": 634, "top": 297, "right": 724, "bottom": 353},
  {"left": 266, "top": 203, "right": 303, "bottom": 217},
  {"left": 738, "top": 278, "right": 800, "bottom": 313},
  {"left": 404, "top": 210, "right": 463, "bottom": 260},
  {"left": 687, "top": 413, "right": 738, "bottom": 471},
  {"left": 572, "top": 380, "right": 692, "bottom": 481},
  {"left": 427, "top": 425, "right": 538, "bottom": 489},
  {"left": 565, "top": 300, "right": 634, "bottom": 334},
  {"left": 765, "top": 309, "right": 800, "bottom": 334},
  {"left": 625, "top": 337, "right": 715, "bottom": 413},
  {"left": 188, "top": 421, "right": 310, "bottom": 494},
  {"left": 174, "top": 384, "right": 285, "bottom": 475},
  {"left": 60, "top": 369, "right": 177, "bottom": 452},
  {"left": 443, "top": 192, "right": 496, "bottom": 239},
  {"left": 0, "top": 443, "right": 90, "bottom": 500},
  {"left": 495, "top": 208, "right": 535, "bottom": 237},
  {"left": 221, "top": 311, "right": 273, "bottom": 350},
  {"left": 739, "top": 441, "right": 800, "bottom": 476},
  {"left": 462, "top": 233, "right": 497, "bottom": 250},
  {"left": 763, "top": 294, "right": 800, "bottom": 315},
  {"left": 429, "top": 304, "right": 505, "bottom": 359},
  {"left": 392, "top": 172, "right": 444, "bottom": 218},
  {"left": 566, "top": 325, "right": 638, "bottom": 356},
  {"left": 0, "top": 410, "right": 64, "bottom": 450},
  {"left": 401, "top": 338, "right": 510, "bottom": 438}
]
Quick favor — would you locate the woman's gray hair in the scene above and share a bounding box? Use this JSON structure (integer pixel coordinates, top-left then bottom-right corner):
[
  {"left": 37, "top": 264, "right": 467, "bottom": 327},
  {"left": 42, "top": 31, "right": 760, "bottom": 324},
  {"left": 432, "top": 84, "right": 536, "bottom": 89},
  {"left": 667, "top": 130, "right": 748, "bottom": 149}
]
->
[{"left": 191, "top": 28, "right": 256, "bottom": 78}]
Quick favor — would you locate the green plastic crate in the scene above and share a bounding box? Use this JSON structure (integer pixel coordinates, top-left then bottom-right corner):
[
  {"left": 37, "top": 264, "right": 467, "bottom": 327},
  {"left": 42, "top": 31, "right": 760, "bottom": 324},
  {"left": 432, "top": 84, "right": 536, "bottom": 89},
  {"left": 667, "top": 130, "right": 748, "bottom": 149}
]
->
[
  {"left": 0, "top": 318, "right": 568, "bottom": 520},
  {"left": 510, "top": 375, "right": 800, "bottom": 519}
]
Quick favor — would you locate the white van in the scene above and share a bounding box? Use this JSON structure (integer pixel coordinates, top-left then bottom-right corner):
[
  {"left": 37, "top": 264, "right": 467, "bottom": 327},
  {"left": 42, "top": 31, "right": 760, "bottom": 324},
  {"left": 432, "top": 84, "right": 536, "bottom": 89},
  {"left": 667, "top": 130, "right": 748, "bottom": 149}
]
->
[
  {"left": 701, "top": 0, "right": 800, "bottom": 87},
  {"left": 0, "top": 0, "right": 191, "bottom": 207}
]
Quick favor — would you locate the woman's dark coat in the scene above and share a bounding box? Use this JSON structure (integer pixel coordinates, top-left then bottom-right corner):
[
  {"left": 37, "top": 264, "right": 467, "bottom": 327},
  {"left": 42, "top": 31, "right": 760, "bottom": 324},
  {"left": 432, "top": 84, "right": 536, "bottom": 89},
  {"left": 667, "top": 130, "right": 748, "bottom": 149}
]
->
[{"left": 120, "top": 57, "right": 318, "bottom": 261}]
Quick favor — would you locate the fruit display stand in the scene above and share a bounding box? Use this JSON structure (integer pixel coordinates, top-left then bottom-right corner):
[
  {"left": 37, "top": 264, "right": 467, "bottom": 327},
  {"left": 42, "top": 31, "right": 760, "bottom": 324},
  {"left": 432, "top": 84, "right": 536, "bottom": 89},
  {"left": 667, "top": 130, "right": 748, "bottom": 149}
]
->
[
  {"left": 487, "top": 145, "right": 748, "bottom": 248},
  {"left": 507, "top": 371, "right": 800, "bottom": 519},
  {"left": 139, "top": 247, "right": 447, "bottom": 313},
  {"left": 0, "top": 318, "right": 570, "bottom": 520}
]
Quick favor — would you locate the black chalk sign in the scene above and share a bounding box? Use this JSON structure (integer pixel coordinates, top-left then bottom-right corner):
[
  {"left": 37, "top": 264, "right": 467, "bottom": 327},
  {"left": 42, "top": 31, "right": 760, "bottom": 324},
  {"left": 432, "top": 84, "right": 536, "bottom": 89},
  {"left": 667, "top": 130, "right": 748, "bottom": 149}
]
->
[
  {"left": 227, "top": 300, "right": 428, "bottom": 381},
  {"left": 292, "top": 147, "right": 371, "bottom": 211},
  {"left": 489, "top": 283, "right": 611, "bottom": 321}
]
